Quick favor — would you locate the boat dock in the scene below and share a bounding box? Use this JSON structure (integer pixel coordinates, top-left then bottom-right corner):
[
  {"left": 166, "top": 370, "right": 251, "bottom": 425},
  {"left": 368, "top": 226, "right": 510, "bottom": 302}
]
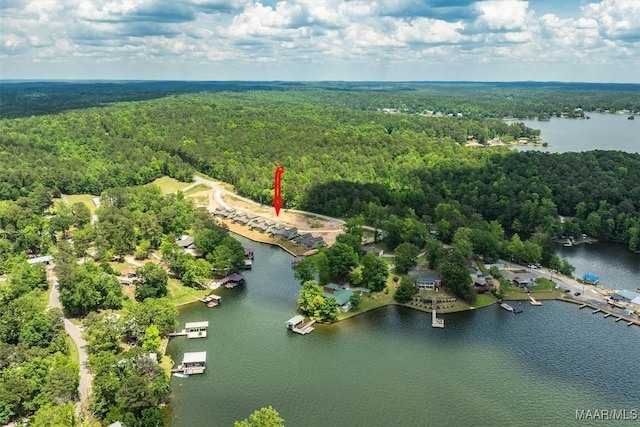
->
[
  {"left": 557, "top": 297, "right": 640, "bottom": 328},
  {"left": 200, "top": 294, "right": 222, "bottom": 307},
  {"left": 529, "top": 295, "right": 542, "bottom": 306},
  {"left": 286, "top": 315, "right": 316, "bottom": 335},
  {"left": 169, "top": 321, "right": 209, "bottom": 339},
  {"left": 171, "top": 351, "right": 207, "bottom": 375},
  {"left": 431, "top": 298, "right": 444, "bottom": 328}
]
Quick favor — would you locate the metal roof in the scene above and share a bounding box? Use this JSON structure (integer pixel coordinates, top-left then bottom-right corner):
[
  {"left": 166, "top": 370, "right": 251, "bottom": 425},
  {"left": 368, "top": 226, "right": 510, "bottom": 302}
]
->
[
  {"left": 185, "top": 321, "right": 209, "bottom": 329},
  {"left": 182, "top": 351, "right": 207, "bottom": 364},
  {"left": 286, "top": 315, "right": 305, "bottom": 326},
  {"left": 615, "top": 290, "right": 638, "bottom": 301}
]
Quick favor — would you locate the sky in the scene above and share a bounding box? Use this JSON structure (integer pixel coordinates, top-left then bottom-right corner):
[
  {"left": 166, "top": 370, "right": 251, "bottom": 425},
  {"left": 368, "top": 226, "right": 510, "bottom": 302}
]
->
[{"left": 1, "top": 0, "right": 639, "bottom": 82}]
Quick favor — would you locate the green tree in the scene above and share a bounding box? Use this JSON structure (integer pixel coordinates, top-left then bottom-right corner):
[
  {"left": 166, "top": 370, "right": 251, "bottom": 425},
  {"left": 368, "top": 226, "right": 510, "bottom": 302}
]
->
[
  {"left": 349, "top": 292, "right": 362, "bottom": 309},
  {"left": 30, "top": 403, "right": 77, "bottom": 427},
  {"left": 325, "top": 243, "right": 358, "bottom": 280},
  {"left": 297, "top": 280, "right": 324, "bottom": 315},
  {"left": 134, "top": 262, "right": 168, "bottom": 301},
  {"left": 441, "top": 250, "right": 475, "bottom": 303},
  {"left": 293, "top": 256, "right": 318, "bottom": 284},
  {"left": 394, "top": 243, "right": 419, "bottom": 274},
  {"left": 361, "top": 252, "right": 389, "bottom": 292},
  {"left": 70, "top": 202, "right": 92, "bottom": 228},
  {"left": 394, "top": 275, "right": 417, "bottom": 303},
  {"left": 142, "top": 325, "right": 161, "bottom": 353},
  {"left": 234, "top": 406, "right": 285, "bottom": 427}
]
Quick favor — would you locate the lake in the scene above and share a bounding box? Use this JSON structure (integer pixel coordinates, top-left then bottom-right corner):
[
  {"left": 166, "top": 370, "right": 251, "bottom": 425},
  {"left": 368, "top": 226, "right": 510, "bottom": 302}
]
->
[
  {"left": 556, "top": 242, "right": 640, "bottom": 291},
  {"left": 167, "top": 235, "right": 640, "bottom": 427},
  {"left": 516, "top": 113, "right": 639, "bottom": 153}
]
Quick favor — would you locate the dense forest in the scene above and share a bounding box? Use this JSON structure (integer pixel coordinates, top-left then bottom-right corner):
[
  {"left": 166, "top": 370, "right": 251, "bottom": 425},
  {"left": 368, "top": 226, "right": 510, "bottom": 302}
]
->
[{"left": 1, "top": 84, "right": 639, "bottom": 251}]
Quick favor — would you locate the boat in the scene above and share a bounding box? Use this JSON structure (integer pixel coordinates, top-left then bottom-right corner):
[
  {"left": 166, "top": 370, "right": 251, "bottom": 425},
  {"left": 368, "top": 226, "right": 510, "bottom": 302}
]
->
[
  {"left": 500, "top": 302, "right": 514, "bottom": 312},
  {"left": 628, "top": 115, "right": 635, "bottom": 120},
  {"left": 172, "top": 373, "right": 189, "bottom": 378},
  {"left": 563, "top": 239, "right": 573, "bottom": 247}
]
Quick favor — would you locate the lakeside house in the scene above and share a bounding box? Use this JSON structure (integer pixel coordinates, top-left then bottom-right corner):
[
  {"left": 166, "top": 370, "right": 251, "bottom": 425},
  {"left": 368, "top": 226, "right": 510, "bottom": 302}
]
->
[
  {"left": 250, "top": 219, "right": 275, "bottom": 233},
  {"left": 269, "top": 225, "right": 298, "bottom": 240},
  {"left": 176, "top": 235, "right": 195, "bottom": 249},
  {"left": 212, "top": 207, "right": 237, "bottom": 218},
  {"left": 323, "top": 283, "right": 354, "bottom": 312},
  {"left": 293, "top": 233, "right": 325, "bottom": 249},
  {"left": 502, "top": 270, "right": 537, "bottom": 288},
  {"left": 414, "top": 273, "right": 442, "bottom": 291},
  {"left": 484, "top": 263, "right": 505, "bottom": 271}
]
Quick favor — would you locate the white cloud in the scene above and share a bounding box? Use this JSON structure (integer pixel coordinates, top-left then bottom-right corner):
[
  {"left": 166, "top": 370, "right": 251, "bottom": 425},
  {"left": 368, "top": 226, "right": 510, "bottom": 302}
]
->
[{"left": 0, "top": 0, "right": 638, "bottom": 81}]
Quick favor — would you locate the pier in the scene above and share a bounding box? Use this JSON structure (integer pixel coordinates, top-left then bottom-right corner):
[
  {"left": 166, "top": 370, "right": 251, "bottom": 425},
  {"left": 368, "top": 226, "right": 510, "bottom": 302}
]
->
[
  {"left": 169, "top": 321, "right": 209, "bottom": 339},
  {"left": 431, "top": 298, "right": 444, "bottom": 328},
  {"left": 286, "top": 315, "right": 315, "bottom": 335},
  {"left": 529, "top": 295, "right": 542, "bottom": 306},
  {"left": 556, "top": 297, "right": 640, "bottom": 328},
  {"left": 200, "top": 294, "right": 222, "bottom": 307},
  {"left": 171, "top": 351, "right": 207, "bottom": 375}
]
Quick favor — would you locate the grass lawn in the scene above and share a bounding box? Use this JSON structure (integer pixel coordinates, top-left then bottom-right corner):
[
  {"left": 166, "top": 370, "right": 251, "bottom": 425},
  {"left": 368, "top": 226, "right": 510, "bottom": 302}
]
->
[
  {"left": 53, "top": 194, "right": 98, "bottom": 214},
  {"left": 501, "top": 277, "right": 562, "bottom": 300},
  {"left": 470, "top": 293, "right": 498, "bottom": 308},
  {"left": 183, "top": 183, "right": 209, "bottom": 196},
  {"left": 337, "top": 289, "right": 395, "bottom": 321},
  {"left": 146, "top": 176, "right": 192, "bottom": 194},
  {"left": 166, "top": 278, "right": 210, "bottom": 306},
  {"left": 159, "top": 355, "right": 174, "bottom": 378}
]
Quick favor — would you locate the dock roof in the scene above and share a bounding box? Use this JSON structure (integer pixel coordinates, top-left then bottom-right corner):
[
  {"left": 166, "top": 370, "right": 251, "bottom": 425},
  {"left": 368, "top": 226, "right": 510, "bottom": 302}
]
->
[
  {"left": 185, "top": 321, "right": 209, "bottom": 329},
  {"left": 286, "top": 315, "right": 305, "bottom": 327},
  {"left": 182, "top": 351, "right": 207, "bottom": 364},
  {"left": 582, "top": 274, "right": 599, "bottom": 281}
]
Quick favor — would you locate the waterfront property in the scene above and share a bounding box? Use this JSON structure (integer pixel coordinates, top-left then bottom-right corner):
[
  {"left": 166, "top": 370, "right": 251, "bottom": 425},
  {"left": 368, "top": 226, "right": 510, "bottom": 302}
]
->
[
  {"left": 414, "top": 273, "right": 442, "bottom": 291},
  {"left": 501, "top": 270, "right": 537, "bottom": 288},
  {"left": 172, "top": 351, "right": 207, "bottom": 375},
  {"left": 323, "top": 283, "right": 354, "bottom": 312}
]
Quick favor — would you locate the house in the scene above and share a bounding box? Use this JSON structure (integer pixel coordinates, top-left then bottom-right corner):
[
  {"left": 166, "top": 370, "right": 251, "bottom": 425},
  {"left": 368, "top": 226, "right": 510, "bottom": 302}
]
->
[
  {"left": 352, "top": 286, "right": 371, "bottom": 296},
  {"left": 324, "top": 288, "right": 354, "bottom": 312},
  {"left": 26, "top": 255, "right": 53, "bottom": 265},
  {"left": 614, "top": 290, "right": 638, "bottom": 302},
  {"left": 293, "top": 233, "right": 325, "bottom": 249},
  {"left": 250, "top": 219, "right": 274, "bottom": 233},
  {"left": 502, "top": 270, "right": 537, "bottom": 288},
  {"left": 324, "top": 283, "right": 341, "bottom": 293},
  {"left": 361, "top": 246, "right": 384, "bottom": 257},
  {"left": 176, "top": 236, "right": 195, "bottom": 249},
  {"left": 415, "top": 273, "right": 441, "bottom": 291},
  {"left": 270, "top": 225, "right": 298, "bottom": 240},
  {"left": 474, "top": 277, "right": 491, "bottom": 293}
]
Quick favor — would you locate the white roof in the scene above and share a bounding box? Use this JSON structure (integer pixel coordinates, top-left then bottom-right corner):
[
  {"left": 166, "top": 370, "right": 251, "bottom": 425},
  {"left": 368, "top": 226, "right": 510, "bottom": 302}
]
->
[
  {"left": 27, "top": 255, "right": 53, "bottom": 264},
  {"left": 182, "top": 351, "right": 207, "bottom": 364},
  {"left": 631, "top": 296, "right": 640, "bottom": 305},
  {"left": 185, "top": 321, "right": 209, "bottom": 329}
]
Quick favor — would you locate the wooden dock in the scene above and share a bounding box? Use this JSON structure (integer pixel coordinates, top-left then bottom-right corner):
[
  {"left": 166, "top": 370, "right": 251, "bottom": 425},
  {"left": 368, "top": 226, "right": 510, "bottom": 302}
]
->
[
  {"left": 529, "top": 295, "right": 542, "bottom": 306},
  {"left": 556, "top": 297, "right": 640, "bottom": 328},
  {"left": 431, "top": 298, "right": 444, "bottom": 328},
  {"left": 292, "top": 320, "right": 316, "bottom": 335}
]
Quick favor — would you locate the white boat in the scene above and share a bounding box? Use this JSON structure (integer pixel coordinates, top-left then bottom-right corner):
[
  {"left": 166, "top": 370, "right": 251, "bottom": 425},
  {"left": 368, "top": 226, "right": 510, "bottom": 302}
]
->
[
  {"left": 500, "top": 302, "right": 514, "bottom": 312},
  {"left": 172, "top": 373, "right": 189, "bottom": 379}
]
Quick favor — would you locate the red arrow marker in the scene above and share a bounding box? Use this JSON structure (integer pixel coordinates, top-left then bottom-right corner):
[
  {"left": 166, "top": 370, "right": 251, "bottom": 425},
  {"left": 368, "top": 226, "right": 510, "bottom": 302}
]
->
[{"left": 273, "top": 166, "right": 284, "bottom": 216}]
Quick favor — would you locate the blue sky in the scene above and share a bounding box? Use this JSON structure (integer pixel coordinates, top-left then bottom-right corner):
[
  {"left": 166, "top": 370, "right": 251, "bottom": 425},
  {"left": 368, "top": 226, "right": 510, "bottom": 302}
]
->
[{"left": 1, "top": 0, "right": 639, "bottom": 82}]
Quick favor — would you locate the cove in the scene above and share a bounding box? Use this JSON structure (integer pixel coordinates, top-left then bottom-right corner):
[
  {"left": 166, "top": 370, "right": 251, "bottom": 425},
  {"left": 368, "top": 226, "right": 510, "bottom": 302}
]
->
[{"left": 167, "top": 234, "right": 640, "bottom": 427}]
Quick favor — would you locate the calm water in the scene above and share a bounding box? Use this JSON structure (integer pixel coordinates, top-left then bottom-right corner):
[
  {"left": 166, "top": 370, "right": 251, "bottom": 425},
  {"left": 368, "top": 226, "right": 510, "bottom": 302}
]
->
[
  {"left": 556, "top": 243, "right": 640, "bottom": 291},
  {"left": 167, "top": 235, "right": 640, "bottom": 427},
  {"left": 516, "top": 113, "right": 639, "bottom": 153}
]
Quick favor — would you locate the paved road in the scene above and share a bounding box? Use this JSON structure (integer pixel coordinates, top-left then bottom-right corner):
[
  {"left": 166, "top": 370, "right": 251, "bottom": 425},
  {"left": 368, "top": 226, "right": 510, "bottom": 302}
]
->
[{"left": 47, "top": 268, "right": 92, "bottom": 415}]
